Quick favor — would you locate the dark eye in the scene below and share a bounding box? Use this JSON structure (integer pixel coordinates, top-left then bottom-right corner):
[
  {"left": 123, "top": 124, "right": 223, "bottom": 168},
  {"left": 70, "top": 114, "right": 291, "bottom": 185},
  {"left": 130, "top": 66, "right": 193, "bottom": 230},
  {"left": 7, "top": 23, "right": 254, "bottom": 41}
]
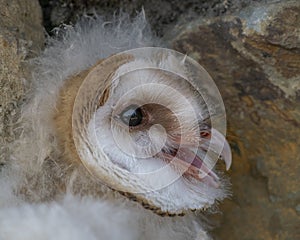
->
[{"left": 120, "top": 105, "right": 144, "bottom": 127}]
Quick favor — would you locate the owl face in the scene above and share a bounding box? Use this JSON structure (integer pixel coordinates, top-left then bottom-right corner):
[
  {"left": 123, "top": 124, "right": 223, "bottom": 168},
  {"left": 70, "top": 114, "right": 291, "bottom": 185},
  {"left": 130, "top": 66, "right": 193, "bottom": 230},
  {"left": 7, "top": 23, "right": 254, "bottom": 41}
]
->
[{"left": 72, "top": 48, "right": 231, "bottom": 214}]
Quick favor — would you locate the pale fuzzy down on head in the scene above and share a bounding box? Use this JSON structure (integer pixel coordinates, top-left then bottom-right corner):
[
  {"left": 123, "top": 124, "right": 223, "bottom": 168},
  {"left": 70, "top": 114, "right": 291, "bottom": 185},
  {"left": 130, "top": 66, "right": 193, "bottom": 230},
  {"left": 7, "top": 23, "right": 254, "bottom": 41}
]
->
[{"left": 0, "top": 10, "right": 230, "bottom": 240}]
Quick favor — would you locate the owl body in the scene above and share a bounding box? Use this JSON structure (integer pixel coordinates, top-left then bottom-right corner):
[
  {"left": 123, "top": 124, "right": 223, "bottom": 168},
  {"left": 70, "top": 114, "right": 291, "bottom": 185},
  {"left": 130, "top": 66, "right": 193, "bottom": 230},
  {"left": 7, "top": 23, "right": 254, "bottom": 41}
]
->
[{"left": 0, "top": 12, "right": 230, "bottom": 240}]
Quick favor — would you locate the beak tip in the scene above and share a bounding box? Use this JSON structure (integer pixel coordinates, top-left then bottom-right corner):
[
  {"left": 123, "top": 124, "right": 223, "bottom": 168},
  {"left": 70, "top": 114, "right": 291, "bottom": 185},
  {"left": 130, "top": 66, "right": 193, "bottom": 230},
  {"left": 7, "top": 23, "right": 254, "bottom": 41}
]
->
[
  {"left": 224, "top": 154, "right": 232, "bottom": 171},
  {"left": 211, "top": 128, "right": 232, "bottom": 171}
]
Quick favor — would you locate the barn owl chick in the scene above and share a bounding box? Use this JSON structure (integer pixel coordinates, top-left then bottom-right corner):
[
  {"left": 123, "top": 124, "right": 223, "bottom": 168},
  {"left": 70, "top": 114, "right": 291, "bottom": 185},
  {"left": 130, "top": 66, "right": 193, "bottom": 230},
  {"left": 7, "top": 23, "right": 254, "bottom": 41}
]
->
[{"left": 0, "top": 11, "right": 231, "bottom": 240}]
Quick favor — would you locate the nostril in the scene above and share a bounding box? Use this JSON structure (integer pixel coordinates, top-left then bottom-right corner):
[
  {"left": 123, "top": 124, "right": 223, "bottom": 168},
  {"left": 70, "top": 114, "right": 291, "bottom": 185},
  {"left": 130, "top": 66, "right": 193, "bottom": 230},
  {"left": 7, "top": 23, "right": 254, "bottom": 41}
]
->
[{"left": 200, "top": 131, "right": 211, "bottom": 138}]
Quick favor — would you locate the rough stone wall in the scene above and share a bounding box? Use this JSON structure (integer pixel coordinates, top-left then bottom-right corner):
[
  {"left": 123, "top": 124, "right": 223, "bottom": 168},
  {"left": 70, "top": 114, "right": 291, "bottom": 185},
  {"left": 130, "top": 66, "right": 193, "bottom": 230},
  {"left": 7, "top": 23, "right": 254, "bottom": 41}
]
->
[
  {"left": 39, "top": 0, "right": 268, "bottom": 36},
  {"left": 0, "top": 0, "right": 44, "bottom": 163},
  {"left": 169, "top": 1, "right": 300, "bottom": 239}
]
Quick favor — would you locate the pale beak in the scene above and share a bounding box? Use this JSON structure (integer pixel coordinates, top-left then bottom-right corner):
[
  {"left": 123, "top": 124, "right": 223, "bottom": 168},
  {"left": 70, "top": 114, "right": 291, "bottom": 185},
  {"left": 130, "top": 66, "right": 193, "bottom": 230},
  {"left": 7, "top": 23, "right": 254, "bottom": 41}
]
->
[{"left": 160, "top": 128, "right": 232, "bottom": 188}]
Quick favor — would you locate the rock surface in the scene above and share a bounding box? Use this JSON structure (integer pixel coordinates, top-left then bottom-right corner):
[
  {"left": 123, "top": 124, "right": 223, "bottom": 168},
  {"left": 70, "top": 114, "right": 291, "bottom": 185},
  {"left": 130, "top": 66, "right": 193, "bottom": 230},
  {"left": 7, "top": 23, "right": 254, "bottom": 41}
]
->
[
  {"left": 169, "top": 1, "right": 300, "bottom": 239},
  {"left": 0, "top": 0, "right": 44, "bottom": 163},
  {"left": 39, "top": 0, "right": 264, "bottom": 36}
]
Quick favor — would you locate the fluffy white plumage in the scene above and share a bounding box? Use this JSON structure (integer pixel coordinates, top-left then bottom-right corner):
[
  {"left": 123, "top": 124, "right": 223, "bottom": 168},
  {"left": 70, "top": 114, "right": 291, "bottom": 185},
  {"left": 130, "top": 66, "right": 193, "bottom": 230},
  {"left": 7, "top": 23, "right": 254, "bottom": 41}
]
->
[
  {"left": 0, "top": 11, "right": 230, "bottom": 239},
  {"left": 0, "top": 194, "right": 210, "bottom": 240}
]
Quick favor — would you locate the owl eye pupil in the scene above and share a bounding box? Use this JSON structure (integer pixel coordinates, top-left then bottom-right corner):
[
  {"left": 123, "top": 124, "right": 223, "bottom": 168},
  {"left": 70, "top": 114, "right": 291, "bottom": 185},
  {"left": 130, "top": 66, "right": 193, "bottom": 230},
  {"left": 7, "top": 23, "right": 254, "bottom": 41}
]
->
[{"left": 120, "top": 105, "right": 143, "bottom": 127}]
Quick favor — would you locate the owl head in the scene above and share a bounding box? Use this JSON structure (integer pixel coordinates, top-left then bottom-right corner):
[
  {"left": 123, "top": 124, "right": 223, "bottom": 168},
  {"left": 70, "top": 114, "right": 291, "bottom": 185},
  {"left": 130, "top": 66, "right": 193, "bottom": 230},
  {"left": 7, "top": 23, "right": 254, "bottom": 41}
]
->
[{"left": 71, "top": 47, "right": 231, "bottom": 215}]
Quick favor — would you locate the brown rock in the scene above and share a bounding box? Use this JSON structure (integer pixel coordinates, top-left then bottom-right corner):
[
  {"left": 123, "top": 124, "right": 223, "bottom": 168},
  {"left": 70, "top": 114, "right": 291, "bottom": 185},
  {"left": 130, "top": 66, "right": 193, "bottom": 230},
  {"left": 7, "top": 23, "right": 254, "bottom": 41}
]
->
[
  {"left": 169, "top": 0, "right": 300, "bottom": 239},
  {"left": 0, "top": 0, "right": 44, "bottom": 162}
]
